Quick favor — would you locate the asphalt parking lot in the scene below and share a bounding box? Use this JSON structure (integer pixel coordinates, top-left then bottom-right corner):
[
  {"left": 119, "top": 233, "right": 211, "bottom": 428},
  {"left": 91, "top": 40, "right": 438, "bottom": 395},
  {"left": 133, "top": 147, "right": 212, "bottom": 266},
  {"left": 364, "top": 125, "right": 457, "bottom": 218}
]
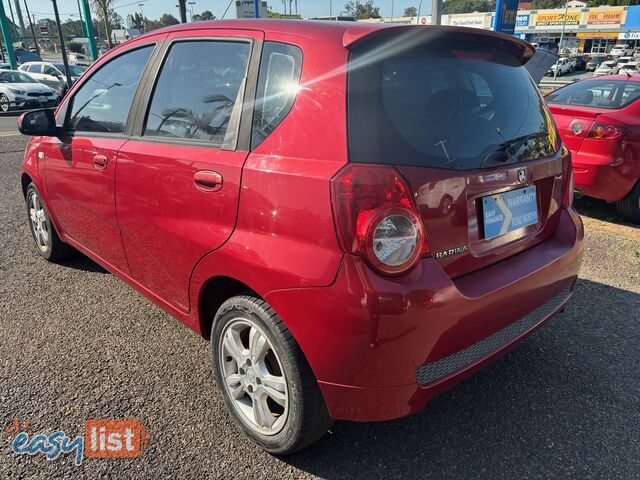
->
[{"left": 1, "top": 134, "right": 639, "bottom": 479}]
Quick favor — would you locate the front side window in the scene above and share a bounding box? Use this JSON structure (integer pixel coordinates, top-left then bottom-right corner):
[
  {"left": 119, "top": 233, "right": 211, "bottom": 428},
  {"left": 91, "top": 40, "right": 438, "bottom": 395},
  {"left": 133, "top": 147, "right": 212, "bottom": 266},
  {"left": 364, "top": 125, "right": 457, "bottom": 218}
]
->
[
  {"left": 0, "top": 72, "right": 37, "bottom": 83},
  {"left": 144, "top": 40, "right": 250, "bottom": 145},
  {"left": 67, "top": 46, "right": 153, "bottom": 134},
  {"left": 43, "top": 65, "right": 59, "bottom": 76},
  {"left": 27, "top": 64, "right": 41, "bottom": 73},
  {"left": 252, "top": 42, "right": 303, "bottom": 148}
]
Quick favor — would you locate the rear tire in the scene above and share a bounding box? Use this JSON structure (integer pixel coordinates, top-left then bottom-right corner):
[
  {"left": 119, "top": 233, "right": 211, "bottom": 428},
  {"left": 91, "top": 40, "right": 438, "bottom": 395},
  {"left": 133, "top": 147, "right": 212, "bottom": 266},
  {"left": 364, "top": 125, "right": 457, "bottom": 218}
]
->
[
  {"left": 26, "top": 183, "right": 71, "bottom": 261},
  {"left": 211, "top": 295, "right": 333, "bottom": 454},
  {"left": 616, "top": 181, "right": 640, "bottom": 223}
]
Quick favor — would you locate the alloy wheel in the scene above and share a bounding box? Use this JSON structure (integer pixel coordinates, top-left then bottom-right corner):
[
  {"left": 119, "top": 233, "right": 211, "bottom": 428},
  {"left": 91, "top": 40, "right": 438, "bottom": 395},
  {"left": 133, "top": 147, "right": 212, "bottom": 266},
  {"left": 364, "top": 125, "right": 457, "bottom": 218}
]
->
[
  {"left": 28, "top": 191, "right": 50, "bottom": 253},
  {"left": 218, "top": 317, "right": 289, "bottom": 436}
]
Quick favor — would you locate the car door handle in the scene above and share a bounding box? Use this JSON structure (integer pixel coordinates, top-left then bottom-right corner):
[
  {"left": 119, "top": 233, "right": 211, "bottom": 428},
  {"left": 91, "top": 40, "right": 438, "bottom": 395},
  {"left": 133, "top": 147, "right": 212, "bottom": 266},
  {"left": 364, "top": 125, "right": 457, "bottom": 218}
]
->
[
  {"left": 194, "top": 170, "right": 223, "bottom": 192},
  {"left": 93, "top": 154, "right": 108, "bottom": 170}
]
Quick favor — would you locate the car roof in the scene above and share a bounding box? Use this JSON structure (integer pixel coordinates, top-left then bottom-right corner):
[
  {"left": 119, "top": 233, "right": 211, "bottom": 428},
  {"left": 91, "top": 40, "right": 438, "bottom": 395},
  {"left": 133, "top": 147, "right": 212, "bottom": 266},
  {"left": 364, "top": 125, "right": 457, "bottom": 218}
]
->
[{"left": 128, "top": 19, "right": 534, "bottom": 60}]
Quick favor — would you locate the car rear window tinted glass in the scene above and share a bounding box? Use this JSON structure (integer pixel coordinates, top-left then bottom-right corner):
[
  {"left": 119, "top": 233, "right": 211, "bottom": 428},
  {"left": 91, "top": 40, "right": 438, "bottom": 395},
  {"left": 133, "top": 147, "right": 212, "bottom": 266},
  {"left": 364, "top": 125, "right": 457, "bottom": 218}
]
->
[
  {"left": 546, "top": 79, "right": 640, "bottom": 109},
  {"left": 252, "top": 42, "right": 303, "bottom": 149},
  {"left": 144, "top": 40, "right": 250, "bottom": 146},
  {"left": 68, "top": 46, "right": 153, "bottom": 134},
  {"left": 348, "top": 36, "right": 558, "bottom": 170}
]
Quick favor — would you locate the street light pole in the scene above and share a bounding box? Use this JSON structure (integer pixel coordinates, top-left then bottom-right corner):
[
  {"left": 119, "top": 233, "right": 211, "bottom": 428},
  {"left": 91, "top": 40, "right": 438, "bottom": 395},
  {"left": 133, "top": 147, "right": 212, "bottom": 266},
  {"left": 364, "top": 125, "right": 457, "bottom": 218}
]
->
[
  {"left": 254, "top": 0, "right": 260, "bottom": 18},
  {"left": 0, "top": 2, "right": 16, "bottom": 68},
  {"left": 553, "top": 0, "right": 570, "bottom": 81},
  {"left": 52, "top": 0, "right": 73, "bottom": 90},
  {"left": 23, "top": 0, "right": 39, "bottom": 55}
]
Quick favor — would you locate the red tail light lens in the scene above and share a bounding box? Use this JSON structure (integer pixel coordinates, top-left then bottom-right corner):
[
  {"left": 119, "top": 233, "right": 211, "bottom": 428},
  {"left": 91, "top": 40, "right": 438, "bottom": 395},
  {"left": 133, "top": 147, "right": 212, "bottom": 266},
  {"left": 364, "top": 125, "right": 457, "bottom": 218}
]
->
[
  {"left": 587, "top": 122, "right": 624, "bottom": 139},
  {"left": 331, "top": 164, "right": 428, "bottom": 275}
]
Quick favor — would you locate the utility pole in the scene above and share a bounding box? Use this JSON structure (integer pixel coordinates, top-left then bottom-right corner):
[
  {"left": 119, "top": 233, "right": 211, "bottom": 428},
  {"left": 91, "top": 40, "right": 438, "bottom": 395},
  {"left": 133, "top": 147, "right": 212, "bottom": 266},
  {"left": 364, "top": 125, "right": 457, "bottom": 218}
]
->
[
  {"left": 76, "top": 0, "right": 84, "bottom": 35},
  {"left": 178, "top": 0, "right": 188, "bottom": 23},
  {"left": 23, "top": 0, "right": 39, "bottom": 55},
  {"left": 0, "top": 2, "right": 16, "bottom": 68},
  {"left": 139, "top": 3, "right": 145, "bottom": 32},
  {"left": 13, "top": 0, "right": 26, "bottom": 41},
  {"left": 7, "top": 0, "right": 19, "bottom": 41},
  {"left": 432, "top": 0, "right": 442, "bottom": 25},
  {"left": 81, "top": 0, "right": 98, "bottom": 61},
  {"left": 390, "top": 0, "right": 395, "bottom": 22},
  {"left": 52, "top": 0, "right": 73, "bottom": 89}
]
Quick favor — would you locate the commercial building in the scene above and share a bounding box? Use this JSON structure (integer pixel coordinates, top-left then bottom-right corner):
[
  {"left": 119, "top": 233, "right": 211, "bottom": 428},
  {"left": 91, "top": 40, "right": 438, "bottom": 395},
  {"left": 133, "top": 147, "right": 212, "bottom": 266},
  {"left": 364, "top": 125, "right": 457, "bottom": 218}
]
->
[{"left": 359, "top": 5, "right": 640, "bottom": 55}]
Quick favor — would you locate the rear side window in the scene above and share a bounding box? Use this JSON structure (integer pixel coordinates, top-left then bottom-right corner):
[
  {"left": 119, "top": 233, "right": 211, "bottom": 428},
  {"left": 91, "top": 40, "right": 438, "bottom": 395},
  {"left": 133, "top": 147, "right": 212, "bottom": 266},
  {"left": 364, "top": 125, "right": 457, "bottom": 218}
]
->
[
  {"left": 252, "top": 42, "right": 303, "bottom": 148},
  {"left": 68, "top": 46, "right": 153, "bottom": 134},
  {"left": 348, "top": 37, "right": 558, "bottom": 170},
  {"left": 546, "top": 80, "right": 640, "bottom": 109},
  {"left": 144, "top": 41, "right": 250, "bottom": 145}
]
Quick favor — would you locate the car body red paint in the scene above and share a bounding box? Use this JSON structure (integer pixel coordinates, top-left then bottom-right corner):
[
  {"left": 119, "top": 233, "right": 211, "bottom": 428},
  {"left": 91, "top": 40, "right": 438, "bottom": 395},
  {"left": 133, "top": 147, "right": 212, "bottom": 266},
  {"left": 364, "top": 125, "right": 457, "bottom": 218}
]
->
[
  {"left": 19, "top": 21, "right": 583, "bottom": 423},
  {"left": 547, "top": 75, "right": 640, "bottom": 204}
]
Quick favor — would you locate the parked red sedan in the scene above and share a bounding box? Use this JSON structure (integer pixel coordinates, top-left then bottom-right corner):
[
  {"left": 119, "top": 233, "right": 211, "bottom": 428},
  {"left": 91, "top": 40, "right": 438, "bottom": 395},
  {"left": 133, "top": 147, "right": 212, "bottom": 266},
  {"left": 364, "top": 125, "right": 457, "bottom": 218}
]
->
[
  {"left": 17, "top": 21, "right": 583, "bottom": 454},
  {"left": 546, "top": 75, "right": 640, "bottom": 222}
]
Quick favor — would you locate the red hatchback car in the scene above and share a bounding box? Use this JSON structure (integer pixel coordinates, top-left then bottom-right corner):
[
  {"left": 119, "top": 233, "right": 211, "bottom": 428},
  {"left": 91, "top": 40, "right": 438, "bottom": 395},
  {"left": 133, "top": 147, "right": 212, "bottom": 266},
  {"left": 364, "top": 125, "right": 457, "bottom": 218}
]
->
[
  {"left": 18, "top": 21, "right": 583, "bottom": 453},
  {"left": 547, "top": 74, "right": 640, "bottom": 222}
]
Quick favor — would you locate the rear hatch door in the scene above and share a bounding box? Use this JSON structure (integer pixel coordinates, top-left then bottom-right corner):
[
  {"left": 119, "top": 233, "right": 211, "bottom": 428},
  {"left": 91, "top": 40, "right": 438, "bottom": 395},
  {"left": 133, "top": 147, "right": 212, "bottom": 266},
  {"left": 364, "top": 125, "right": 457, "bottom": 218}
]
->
[{"left": 347, "top": 28, "right": 567, "bottom": 278}]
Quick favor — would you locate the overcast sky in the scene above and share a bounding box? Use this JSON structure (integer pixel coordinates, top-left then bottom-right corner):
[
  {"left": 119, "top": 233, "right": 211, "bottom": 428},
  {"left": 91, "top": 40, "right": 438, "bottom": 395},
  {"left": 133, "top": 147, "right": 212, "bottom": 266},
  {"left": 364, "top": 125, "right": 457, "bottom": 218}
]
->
[{"left": 12, "top": 0, "right": 431, "bottom": 23}]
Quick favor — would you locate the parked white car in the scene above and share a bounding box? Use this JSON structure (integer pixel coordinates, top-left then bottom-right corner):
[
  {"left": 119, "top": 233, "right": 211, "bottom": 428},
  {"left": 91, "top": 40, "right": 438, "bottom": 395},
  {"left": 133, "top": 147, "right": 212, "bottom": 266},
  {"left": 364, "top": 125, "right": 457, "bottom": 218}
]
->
[
  {"left": 610, "top": 44, "right": 635, "bottom": 57},
  {"left": 0, "top": 70, "right": 56, "bottom": 112},
  {"left": 593, "top": 60, "right": 620, "bottom": 76},
  {"left": 547, "top": 57, "right": 574, "bottom": 76},
  {"left": 616, "top": 56, "right": 634, "bottom": 67},
  {"left": 619, "top": 61, "right": 639, "bottom": 74},
  {"left": 17, "top": 61, "right": 86, "bottom": 96}
]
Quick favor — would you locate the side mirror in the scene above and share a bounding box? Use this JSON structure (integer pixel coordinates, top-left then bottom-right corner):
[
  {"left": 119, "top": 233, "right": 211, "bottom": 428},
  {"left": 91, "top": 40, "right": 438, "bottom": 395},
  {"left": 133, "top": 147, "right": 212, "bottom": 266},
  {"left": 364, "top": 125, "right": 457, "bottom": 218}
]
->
[{"left": 18, "top": 109, "right": 58, "bottom": 137}]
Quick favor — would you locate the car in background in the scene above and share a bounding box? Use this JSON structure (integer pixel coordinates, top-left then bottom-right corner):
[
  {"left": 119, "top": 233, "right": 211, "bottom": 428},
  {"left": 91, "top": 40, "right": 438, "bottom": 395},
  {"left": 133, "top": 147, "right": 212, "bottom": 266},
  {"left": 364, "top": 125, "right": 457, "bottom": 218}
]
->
[
  {"left": 593, "top": 60, "right": 619, "bottom": 76},
  {"left": 68, "top": 53, "right": 90, "bottom": 66},
  {"left": 610, "top": 44, "right": 634, "bottom": 57},
  {"left": 618, "top": 61, "right": 639, "bottom": 74},
  {"left": 0, "top": 70, "right": 56, "bottom": 112},
  {"left": 616, "top": 56, "right": 634, "bottom": 67},
  {"left": 17, "top": 21, "right": 583, "bottom": 453},
  {"left": 546, "top": 75, "right": 640, "bottom": 222},
  {"left": 0, "top": 63, "right": 10, "bottom": 70},
  {"left": 572, "top": 55, "right": 588, "bottom": 71},
  {"left": 13, "top": 48, "right": 42, "bottom": 64},
  {"left": 547, "top": 57, "right": 574, "bottom": 76},
  {"left": 18, "top": 62, "right": 86, "bottom": 96},
  {"left": 585, "top": 55, "right": 607, "bottom": 71}
]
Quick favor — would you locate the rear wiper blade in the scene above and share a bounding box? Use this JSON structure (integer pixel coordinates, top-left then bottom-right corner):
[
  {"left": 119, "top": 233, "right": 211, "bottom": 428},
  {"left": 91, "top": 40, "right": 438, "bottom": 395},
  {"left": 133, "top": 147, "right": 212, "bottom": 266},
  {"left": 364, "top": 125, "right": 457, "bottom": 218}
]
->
[{"left": 480, "top": 132, "right": 545, "bottom": 167}]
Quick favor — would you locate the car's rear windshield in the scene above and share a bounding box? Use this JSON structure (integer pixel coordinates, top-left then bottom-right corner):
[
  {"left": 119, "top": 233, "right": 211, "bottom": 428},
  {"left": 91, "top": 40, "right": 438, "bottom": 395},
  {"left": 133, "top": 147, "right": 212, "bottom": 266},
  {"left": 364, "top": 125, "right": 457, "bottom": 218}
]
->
[
  {"left": 347, "top": 35, "right": 558, "bottom": 170},
  {"left": 546, "top": 79, "right": 640, "bottom": 109}
]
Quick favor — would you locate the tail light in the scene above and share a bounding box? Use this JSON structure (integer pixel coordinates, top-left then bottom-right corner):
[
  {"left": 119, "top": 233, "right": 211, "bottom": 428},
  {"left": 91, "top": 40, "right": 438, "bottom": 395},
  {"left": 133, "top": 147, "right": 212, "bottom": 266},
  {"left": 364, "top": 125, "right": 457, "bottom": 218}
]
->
[
  {"left": 330, "top": 164, "right": 429, "bottom": 275},
  {"left": 567, "top": 119, "right": 586, "bottom": 136},
  {"left": 587, "top": 122, "right": 624, "bottom": 139},
  {"left": 561, "top": 148, "right": 574, "bottom": 208}
]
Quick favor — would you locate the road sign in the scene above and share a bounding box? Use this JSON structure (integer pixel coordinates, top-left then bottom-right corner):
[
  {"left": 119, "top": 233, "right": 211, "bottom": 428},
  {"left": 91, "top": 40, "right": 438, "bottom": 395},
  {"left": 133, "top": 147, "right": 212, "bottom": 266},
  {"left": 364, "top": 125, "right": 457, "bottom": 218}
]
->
[
  {"left": 235, "top": 0, "right": 267, "bottom": 18},
  {"left": 39, "top": 22, "right": 49, "bottom": 36}
]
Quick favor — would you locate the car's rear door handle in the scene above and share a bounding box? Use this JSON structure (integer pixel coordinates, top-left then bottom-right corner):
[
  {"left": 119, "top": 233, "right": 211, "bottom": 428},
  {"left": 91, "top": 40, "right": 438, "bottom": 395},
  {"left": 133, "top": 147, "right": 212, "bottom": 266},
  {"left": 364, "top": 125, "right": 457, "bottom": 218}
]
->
[
  {"left": 194, "top": 170, "right": 223, "bottom": 192},
  {"left": 93, "top": 154, "right": 108, "bottom": 170}
]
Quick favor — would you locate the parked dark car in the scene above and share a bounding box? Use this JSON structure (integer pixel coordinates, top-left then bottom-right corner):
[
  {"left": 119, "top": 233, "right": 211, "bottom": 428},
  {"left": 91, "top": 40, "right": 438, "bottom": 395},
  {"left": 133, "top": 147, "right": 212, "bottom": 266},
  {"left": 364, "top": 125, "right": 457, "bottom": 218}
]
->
[{"left": 586, "top": 55, "right": 607, "bottom": 71}]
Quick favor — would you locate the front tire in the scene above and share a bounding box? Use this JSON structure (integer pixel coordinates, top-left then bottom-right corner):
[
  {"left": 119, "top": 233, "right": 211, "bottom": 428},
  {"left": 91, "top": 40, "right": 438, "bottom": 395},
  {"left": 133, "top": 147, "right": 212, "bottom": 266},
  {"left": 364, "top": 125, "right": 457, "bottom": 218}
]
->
[
  {"left": 26, "top": 183, "right": 71, "bottom": 261},
  {"left": 0, "top": 94, "right": 11, "bottom": 112},
  {"left": 211, "top": 295, "right": 332, "bottom": 454},
  {"left": 616, "top": 181, "right": 640, "bottom": 223}
]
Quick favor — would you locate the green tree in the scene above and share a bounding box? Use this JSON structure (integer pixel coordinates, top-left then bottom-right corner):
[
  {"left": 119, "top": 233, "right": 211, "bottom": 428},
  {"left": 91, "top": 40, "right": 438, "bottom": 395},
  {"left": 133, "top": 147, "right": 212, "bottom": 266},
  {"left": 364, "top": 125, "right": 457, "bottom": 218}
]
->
[
  {"left": 67, "top": 41, "right": 83, "bottom": 53},
  {"left": 127, "top": 12, "right": 146, "bottom": 30},
  {"left": 192, "top": 10, "right": 215, "bottom": 21},
  {"left": 404, "top": 6, "right": 418, "bottom": 16},
  {"left": 91, "top": 0, "right": 123, "bottom": 49},
  {"left": 159, "top": 13, "right": 180, "bottom": 27},
  {"left": 442, "top": 0, "right": 495, "bottom": 14},
  {"left": 343, "top": 0, "right": 381, "bottom": 19}
]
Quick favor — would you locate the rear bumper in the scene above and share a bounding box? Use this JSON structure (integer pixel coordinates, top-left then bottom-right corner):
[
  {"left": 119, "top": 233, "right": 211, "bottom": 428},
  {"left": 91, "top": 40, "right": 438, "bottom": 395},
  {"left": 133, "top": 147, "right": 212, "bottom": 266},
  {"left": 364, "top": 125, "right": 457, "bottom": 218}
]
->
[
  {"left": 265, "top": 208, "right": 584, "bottom": 422},
  {"left": 571, "top": 146, "right": 639, "bottom": 202}
]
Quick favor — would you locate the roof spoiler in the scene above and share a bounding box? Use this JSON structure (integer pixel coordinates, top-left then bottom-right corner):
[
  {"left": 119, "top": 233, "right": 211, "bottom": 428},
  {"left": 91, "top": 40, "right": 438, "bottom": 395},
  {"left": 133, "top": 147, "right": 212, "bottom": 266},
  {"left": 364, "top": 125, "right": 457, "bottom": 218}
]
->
[{"left": 343, "top": 25, "right": 536, "bottom": 66}]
